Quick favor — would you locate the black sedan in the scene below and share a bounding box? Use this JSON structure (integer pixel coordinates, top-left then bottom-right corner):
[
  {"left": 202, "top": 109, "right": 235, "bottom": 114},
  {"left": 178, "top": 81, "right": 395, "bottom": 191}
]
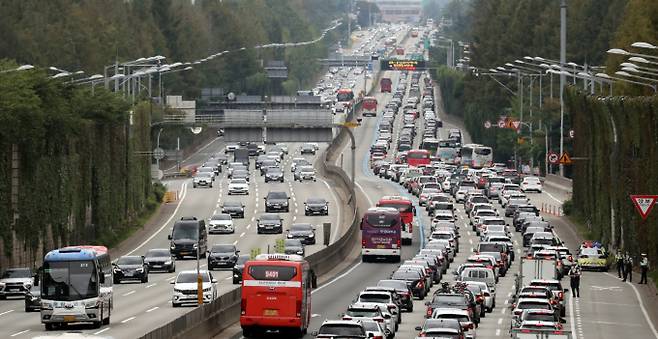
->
[
  {"left": 24, "top": 284, "right": 40, "bottom": 312},
  {"left": 144, "top": 248, "right": 176, "bottom": 273},
  {"left": 257, "top": 214, "right": 284, "bottom": 234},
  {"left": 304, "top": 197, "right": 329, "bottom": 216},
  {"left": 232, "top": 255, "right": 250, "bottom": 284},
  {"left": 207, "top": 244, "right": 240, "bottom": 270},
  {"left": 113, "top": 256, "right": 149, "bottom": 284},
  {"left": 222, "top": 201, "right": 245, "bottom": 218},
  {"left": 284, "top": 239, "right": 305, "bottom": 256},
  {"left": 287, "top": 223, "right": 317, "bottom": 245},
  {"left": 264, "top": 167, "right": 285, "bottom": 183}
]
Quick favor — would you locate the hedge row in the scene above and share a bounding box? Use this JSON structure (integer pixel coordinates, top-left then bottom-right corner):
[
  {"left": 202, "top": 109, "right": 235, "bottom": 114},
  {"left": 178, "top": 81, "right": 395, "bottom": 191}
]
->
[{"left": 567, "top": 88, "right": 658, "bottom": 261}]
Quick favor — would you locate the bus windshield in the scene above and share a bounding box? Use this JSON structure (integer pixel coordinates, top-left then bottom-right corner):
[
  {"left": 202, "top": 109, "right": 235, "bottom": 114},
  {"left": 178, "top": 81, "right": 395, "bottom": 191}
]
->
[{"left": 42, "top": 260, "right": 98, "bottom": 301}]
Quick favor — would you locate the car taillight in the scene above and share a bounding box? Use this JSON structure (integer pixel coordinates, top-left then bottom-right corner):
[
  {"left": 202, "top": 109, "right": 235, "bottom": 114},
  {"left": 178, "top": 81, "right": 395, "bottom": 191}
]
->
[
  {"left": 362, "top": 239, "right": 366, "bottom": 248},
  {"left": 373, "top": 317, "right": 384, "bottom": 323},
  {"left": 476, "top": 295, "right": 484, "bottom": 302},
  {"left": 296, "top": 300, "right": 302, "bottom": 317},
  {"left": 426, "top": 307, "right": 433, "bottom": 317},
  {"left": 558, "top": 291, "right": 564, "bottom": 300},
  {"left": 342, "top": 315, "right": 352, "bottom": 320},
  {"left": 373, "top": 336, "right": 383, "bottom": 339},
  {"left": 397, "top": 238, "right": 401, "bottom": 247},
  {"left": 241, "top": 298, "right": 246, "bottom": 315}
]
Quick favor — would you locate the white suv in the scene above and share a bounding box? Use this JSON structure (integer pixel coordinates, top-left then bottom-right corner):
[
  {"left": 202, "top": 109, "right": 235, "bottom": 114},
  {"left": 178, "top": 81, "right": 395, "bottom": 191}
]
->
[
  {"left": 521, "top": 176, "right": 543, "bottom": 193},
  {"left": 171, "top": 270, "right": 217, "bottom": 307}
]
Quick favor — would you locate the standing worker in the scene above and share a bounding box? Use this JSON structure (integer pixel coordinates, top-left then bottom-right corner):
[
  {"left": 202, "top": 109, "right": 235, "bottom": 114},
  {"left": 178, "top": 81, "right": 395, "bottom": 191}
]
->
[
  {"left": 616, "top": 251, "right": 625, "bottom": 278},
  {"left": 640, "top": 253, "right": 649, "bottom": 284},
  {"left": 569, "top": 263, "right": 582, "bottom": 298},
  {"left": 623, "top": 252, "right": 633, "bottom": 282}
]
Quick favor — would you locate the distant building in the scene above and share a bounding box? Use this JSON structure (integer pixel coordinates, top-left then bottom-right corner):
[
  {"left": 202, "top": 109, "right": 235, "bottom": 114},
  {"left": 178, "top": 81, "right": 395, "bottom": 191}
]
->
[
  {"left": 373, "top": 0, "right": 422, "bottom": 23},
  {"left": 166, "top": 95, "right": 196, "bottom": 123}
]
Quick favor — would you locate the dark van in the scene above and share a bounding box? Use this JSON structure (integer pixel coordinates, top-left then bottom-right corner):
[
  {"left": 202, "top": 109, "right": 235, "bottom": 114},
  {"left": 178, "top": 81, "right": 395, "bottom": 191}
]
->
[{"left": 168, "top": 217, "right": 208, "bottom": 259}]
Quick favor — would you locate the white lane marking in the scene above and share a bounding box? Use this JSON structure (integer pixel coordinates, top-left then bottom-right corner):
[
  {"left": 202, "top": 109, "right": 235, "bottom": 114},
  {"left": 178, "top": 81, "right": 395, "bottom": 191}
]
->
[
  {"left": 166, "top": 276, "right": 177, "bottom": 281},
  {"left": 246, "top": 224, "right": 251, "bottom": 229},
  {"left": 224, "top": 276, "right": 233, "bottom": 281},
  {"left": 0, "top": 309, "right": 14, "bottom": 316},
  {"left": 495, "top": 329, "right": 501, "bottom": 336},
  {"left": 468, "top": 239, "right": 473, "bottom": 244},
  {"left": 10, "top": 330, "right": 29, "bottom": 337},
  {"left": 212, "top": 209, "right": 217, "bottom": 215},
  {"left": 293, "top": 216, "right": 297, "bottom": 222},
  {"left": 546, "top": 192, "right": 564, "bottom": 204},
  {"left": 146, "top": 306, "right": 159, "bottom": 313},
  {"left": 216, "top": 203, "right": 220, "bottom": 208},
  {"left": 354, "top": 182, "right": 374, "bottom": 206},
  {"left": 123, "top": 290, "right": 136, "bottom": 297},
  {"left": 467, "top": 231, "right": 471, "bottom": 236},
  {"left": 126, "top": 182, "right": 188, "bottom": 255},
  {"left": 497, "top": 318, "right": 503, "bottom": 325},
  {"left": 295, "top": 209, "right": 299, "bottom": 214},
  {"left": 233, "top": 240, "right": 238, "bottom": 245},
  {"left": 251, "top": 216, "right": 255, "bottom": 222},
  {"left": 312, "top": 313, "right": 321, "bottom": 318},
  {"left": 318, "top": 177, "right": 342, "bottom": 244},
  {"left": 200, "top": 264, "right": 207, "bottom": 268},
  {"left": 500, "top": 308, "right": 506, "bottom": 314},
  {"left": 240, "top": 232, "right": 245, "bottom": 237},
  {"left": 312, "top": 262, "right": 361, "bottom": 294},
  {"left": 94, "top": 328, "right": 110, "bottom": 335},
  {"left": 145, "top": 283, "right": 156, "bottom": 289},
  {"left": 605, "top": 272, "right": 658, "bottom": 338},
  {"left": 569, "top": 292, "right": 577, "bottom": 339},
  {"left": 121, "top": 316, "right": 136, "bottom": 323}
]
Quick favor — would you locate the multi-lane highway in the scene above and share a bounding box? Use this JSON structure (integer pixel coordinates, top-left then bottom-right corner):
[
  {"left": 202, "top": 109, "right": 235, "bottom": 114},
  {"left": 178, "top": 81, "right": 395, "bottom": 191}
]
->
[{"left": 0, "top": 140, "right": 349, "bottom": 338}]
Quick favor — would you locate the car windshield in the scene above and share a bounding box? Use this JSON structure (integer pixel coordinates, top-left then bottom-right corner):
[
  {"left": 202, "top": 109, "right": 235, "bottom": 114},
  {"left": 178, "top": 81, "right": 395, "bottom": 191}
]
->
[
  {"left": 231, "top": 179, "right": 247, "bottom": 184},
  {"left": 42, "top": 260, "right": 98, "bottom": 301},
  {"left": 318, "top": 324, "right": 363, "bottom": 336},
  {"left": 284, "top": 239, "right": 302, "bottom": 246},
  {"left": 362, "top": 320, "right": 381, "bottom": 332},
  {"left": 211, "top": 214, "right": 231, "bottom": 220},
  {"left": 359, "top": 293, "right": 389, "bottom": 303},
  {"left": 519, "top": 302, "right": 551, "bottom": 310},
  {"left": 435, "top": 314, "right": 469, "bottom": 322},
  {"left": 526, "top": 313, "right": 555, "bottom": 322},
  {"left": 261, "top": 215, "right": 281, "bottom": 222},
  {"left": 307, "top": 198, "right": 326, "bottom": 205},
  {"left": 211, "top": 245, "right": 235, "bottom": 252},
  {"left": 432, "top": 295, "right": 467, "bottom": 305},
  {"left": 1, "top": 268, "right": 31, "bottom": 278},
  {"left": 172, "top": 223, "right": 198, "bottom": 240},
  {"left": 268, "top": 192, "right": 287, "bottom": 199},
  {"left": 177, "top": 272, "right": 210, "bottom": 283},
  {"left": 378, "top": 280, "right": 407, "bottom": 290},
  {"left": 117, "top": 257, "right": 142, "bottom": 265},
  {"left": 347, "top": 309, "right": 379, "bottom": 318},
  {"left": 291, "top": 224, "right": 313, "bottom": 231},
  {"left": 145, "top": 249, "right": 170, "bottom": 257},
  {"left": 300, "top": 166, "right": 314, "bottom": 172},
  {"left": 224, "top": 202, "right": 242, "bottom": 208}
]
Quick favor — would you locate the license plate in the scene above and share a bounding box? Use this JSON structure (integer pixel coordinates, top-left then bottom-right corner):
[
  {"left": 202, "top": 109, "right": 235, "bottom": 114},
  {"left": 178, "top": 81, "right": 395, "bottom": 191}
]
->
[
  {"left": 377, "top": 244, "right": 386, "bottom": 249},
  {"left": 125, "top": 272, "right": 133, "bottom": 277},
  {"left": 181, "top": 252, "right": 189, "bottom": 255},
  {"left": 263, "top": 309, "right": 278, "bottom": 316},
  {"left": 63, "top": 315, "right": 75, "bottom": 322},
  {"left": 152, "top": 265, "right": 161, "bottom": 268}
]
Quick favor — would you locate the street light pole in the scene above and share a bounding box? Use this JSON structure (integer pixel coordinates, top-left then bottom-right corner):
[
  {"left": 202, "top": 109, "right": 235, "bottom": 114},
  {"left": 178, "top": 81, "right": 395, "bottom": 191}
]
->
[{"left": 559, "top": 0, "right": 567, "bottom": 177}]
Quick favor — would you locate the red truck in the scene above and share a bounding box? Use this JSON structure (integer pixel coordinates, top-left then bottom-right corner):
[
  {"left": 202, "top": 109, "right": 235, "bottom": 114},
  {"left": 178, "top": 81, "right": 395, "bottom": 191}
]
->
[{"left": 380, "top": 78, "right": 392, "bottom": 93}]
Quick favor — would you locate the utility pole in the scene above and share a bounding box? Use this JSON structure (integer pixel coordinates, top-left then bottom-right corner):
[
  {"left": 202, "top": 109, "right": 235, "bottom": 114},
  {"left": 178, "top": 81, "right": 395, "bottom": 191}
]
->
[
  {"left": 347, "top": 0, "right": 352, "bottom": 46},
  {"left": 559, "top": 0, "right": 567, "bottom": 177}
]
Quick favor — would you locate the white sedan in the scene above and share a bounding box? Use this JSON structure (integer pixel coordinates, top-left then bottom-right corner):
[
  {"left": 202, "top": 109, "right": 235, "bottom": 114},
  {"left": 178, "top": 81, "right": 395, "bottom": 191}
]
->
[{"left": 227, "top": 178, "right": 249, "bottom": 195}]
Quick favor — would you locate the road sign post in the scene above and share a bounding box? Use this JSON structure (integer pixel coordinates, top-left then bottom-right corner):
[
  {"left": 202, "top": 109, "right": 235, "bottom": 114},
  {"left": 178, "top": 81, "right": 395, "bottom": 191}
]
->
[{"left": 484, "top": 121, "right": 491, "bottom": 129}]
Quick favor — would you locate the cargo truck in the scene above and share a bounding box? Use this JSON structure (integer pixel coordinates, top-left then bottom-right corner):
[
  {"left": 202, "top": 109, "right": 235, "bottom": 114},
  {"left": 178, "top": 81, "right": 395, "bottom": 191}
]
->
[
  {"left": 516, "top": 256, "right": 559, "bottom": 291},
  {"left": 233, "top": 148, "right": 250, "bottom": 168},
  {"left": 380, "top": 78, "right": 392, "bottom": 93}
]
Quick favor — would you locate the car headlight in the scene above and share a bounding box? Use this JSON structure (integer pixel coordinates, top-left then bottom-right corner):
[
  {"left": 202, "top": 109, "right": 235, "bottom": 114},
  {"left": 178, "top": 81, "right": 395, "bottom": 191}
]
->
[
  {"left": 297, "top": 250, "right": 304, "bottom": 255},
  {"left": 41, "top": 301, "right": 53, "bottom": 310},
  {"left": 136, "top": 268, "right": 144, "bottom": 272},
  {"left": 323, "top": 206, "right": 328, "bottom": 210},
  {"left": 170, "top": 244, "right": 176, "bottom": 250},
  {"left": 165, "top": 260, "right": 172, "bottom": 265},
  {"left": 0, "top": 282, "right": 5, "bottom": 288},
  {"left": 308, "top": 233, "right": 315, "bottom": 238},
  {"left": 113, "top": 267, "right": 122, "bottom": 272},
  {"left": 193, "top": 244, "right": 198, "bottom": 249},
  {"left": 287, "top": 233, "right": 293, "bottom": 238}
]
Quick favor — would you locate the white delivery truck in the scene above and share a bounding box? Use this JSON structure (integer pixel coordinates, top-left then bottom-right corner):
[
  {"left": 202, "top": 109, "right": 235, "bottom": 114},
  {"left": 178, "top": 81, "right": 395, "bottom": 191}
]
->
[{"left": 517, "top": 257, "right": 559, "bottom": 291}]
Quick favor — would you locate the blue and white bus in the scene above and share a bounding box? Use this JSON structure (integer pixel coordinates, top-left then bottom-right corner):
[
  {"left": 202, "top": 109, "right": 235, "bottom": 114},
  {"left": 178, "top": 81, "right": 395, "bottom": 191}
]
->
[{"left": 40, "top": 246, "right": 113, "bottom": 330}]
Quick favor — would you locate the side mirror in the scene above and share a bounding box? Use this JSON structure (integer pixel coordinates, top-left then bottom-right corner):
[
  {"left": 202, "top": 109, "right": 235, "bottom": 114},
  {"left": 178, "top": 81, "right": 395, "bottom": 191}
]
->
[
  {"left": 211, "top": 279, "right": 218, "bottom": 283},
  {"left": 415, "top": 326, "right": 423, "bottom": 331},
  {"left": 168, "top": 235, "right": 172, "bottom": 240},
  {"left": 170, "top": 280, "right": 175, "bottom": 284},
  {"left": 236, "top": 250, "right": 240, "bottom": 253}
]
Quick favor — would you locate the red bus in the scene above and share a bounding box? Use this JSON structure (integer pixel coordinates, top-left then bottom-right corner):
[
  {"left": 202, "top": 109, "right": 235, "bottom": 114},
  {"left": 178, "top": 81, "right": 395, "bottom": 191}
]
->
[
  {"left": 361, "top": 207, "right": 402, "bottom": 262},
  {"left": 377, "top": 196, "right": 416, "bottom": 245},
  {"left": 362, "top": 96, "right": 378, "bottom": 117},
  {"left": 406, "top": 149, "right": 431, "bottom": 167},
  {"left": 380, "top": 77, "right": 392, "bottom": 93},
  {"left": 240, "top": 254, "right": 317, "bottom": 338}
]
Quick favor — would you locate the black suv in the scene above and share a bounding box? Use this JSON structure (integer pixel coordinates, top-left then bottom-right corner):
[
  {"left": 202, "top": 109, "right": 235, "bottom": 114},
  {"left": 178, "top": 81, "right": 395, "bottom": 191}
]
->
[
  {"left": 257, "top": 214, "right": 284, "bottom": 234},
  {"left": 222, "top": 201, "right": 245, "bottom": 218},
  {"left": 113, "top": 256, "right": 149, "bottom": 284},
  {"left": 265, "top": 191, "right": 290, "bottom": 212},
  {"left": 207, "top": 244, "right": 240, "bottom": 270}
]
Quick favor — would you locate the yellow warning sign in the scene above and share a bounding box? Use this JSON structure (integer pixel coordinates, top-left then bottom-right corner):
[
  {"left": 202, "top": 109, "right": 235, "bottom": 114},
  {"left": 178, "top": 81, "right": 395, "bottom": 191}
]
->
[
  {"left": 559, "top": 152, "right": 572, "bottom": 165},
  {"left": 342, "top": 121, "right": 360, "bottom": 128}
]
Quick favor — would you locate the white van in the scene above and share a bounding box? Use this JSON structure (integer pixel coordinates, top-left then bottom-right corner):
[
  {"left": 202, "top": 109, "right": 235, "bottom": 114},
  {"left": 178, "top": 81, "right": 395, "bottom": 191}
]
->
[{"left": 459, "top": 267, "right": 496, "bottom": 291}]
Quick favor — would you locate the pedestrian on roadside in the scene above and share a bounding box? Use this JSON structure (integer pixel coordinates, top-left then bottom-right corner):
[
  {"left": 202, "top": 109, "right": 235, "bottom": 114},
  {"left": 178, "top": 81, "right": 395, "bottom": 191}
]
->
[
  {"left": 640, "top": 253, "right": 649, "bottom": 284},
  {"left": 623, "top": 252, "right": 633, "bottom": 282},
  {"left": 569, "top": 263, "right": 582, "bottom": 298},
  {"left": 616, "top": 251, "right": 625, "bottom": 278}
]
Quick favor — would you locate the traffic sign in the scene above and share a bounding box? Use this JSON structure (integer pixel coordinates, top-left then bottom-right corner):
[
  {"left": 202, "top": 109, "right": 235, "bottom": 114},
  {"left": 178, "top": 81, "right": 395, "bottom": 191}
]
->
[
  {"left": 497, "top": 120, "right": 506, "bottom": 128},
  {"left": 153, "top": 147, "right": 165, "bottom": 160},
  {"left": 630, "top": 195, "right": 658, "bottom": 220},
  {"left": 569, "top": 129, "right": 575, "bottom": 138},
  {"left": 547, "top": 151, "right": 559, "bottom": 165},
  {"left": 558, "top": 152, "right": 572, "bottom": 165},
  {"left": 512, "top": 121, "right": 521, "bottom": 130},
  {"left": 484, "top": 121, "right": 492, "bottom": 129}
]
